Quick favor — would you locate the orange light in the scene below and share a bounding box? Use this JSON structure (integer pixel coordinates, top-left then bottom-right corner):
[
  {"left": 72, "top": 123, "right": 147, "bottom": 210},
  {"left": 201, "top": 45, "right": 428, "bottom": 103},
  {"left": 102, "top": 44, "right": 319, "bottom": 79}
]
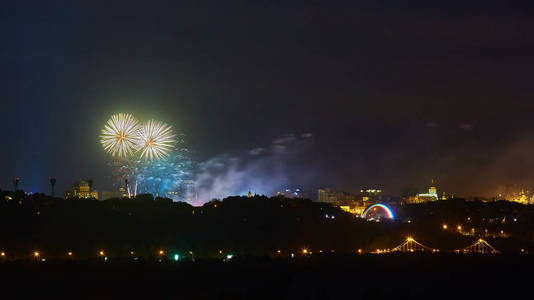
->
[
  {"left": 276, "top": 250, "right": 281, "bottom": 254},
  {"left": 357, "top": 249, "right": 362, "bottom": 254},
  {"left": 68, "top": 252, "right": 72, "bottom": 256},
  {"left": 0, "top": 252, "right": 5, "bottom": 257},
  {"left": 159, "top": 250, "right": 164, "bottom": 255},
  {"left": 34, "top": 251, "right": 40, "bottom": 257},
  {"left": 442, "top": 224, "right": 448, "bottom": 229},
  {"left": 99, "top": 251, "right": 104, "bottom": 256},
  {"left": 457, "top": 225, "right": 462, "bottom": 231},
  {"left": 218, "top": 250, "right": 223, "bottom": 254},
  {"left": 302, "top": 248, "right": 308, "bottom": 254}
]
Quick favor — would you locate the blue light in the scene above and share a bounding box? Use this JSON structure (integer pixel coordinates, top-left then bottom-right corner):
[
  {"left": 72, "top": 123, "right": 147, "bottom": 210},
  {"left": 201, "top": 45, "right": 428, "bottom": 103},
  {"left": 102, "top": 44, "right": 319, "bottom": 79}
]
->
[{"left": 174, "top": 254, "right": 180, "bottom": 261}]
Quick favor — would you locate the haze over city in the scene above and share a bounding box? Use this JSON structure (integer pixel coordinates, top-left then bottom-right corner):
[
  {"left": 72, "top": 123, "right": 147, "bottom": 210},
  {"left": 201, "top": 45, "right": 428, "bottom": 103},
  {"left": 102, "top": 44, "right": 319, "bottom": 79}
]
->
[{"left": 4, "top": 1, "right": 534, "bottom": 199}]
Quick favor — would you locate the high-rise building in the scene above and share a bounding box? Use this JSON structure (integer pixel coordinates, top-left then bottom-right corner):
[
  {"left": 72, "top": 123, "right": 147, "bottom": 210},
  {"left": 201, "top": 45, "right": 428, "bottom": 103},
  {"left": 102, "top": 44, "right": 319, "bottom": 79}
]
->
[{"left": 64, "top": 180, "right": 98, "bottom": 199}]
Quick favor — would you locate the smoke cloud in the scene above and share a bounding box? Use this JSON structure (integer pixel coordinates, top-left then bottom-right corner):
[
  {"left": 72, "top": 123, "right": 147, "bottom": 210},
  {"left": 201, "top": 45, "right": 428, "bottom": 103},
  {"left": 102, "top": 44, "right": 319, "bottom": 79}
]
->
[{"left": 188, "top": 133, "right": 314, "bottom": 205}]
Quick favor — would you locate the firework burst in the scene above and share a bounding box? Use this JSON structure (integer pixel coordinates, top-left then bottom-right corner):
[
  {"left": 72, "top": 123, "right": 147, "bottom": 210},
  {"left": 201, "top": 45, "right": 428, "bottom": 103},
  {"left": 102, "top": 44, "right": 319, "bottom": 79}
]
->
[
  {"left": 100, "top": 113, "right": 141, "bottom": 158},
  {"left": 137, "top": 119, "right": 175, "bottom": 160}
]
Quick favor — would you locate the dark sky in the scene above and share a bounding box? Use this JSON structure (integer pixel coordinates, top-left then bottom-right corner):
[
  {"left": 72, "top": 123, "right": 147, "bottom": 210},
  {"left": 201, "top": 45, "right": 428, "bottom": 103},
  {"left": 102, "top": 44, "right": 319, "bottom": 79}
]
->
[{"left": 2, "top": 1, "right": 534, "bottom": 198}]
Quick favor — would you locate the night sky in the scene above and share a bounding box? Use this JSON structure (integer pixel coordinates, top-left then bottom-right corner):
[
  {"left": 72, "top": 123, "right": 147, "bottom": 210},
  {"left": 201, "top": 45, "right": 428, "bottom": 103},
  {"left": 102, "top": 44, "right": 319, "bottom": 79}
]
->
[{"left": 3, "top": 1, "right": 534, "bottom": 198}]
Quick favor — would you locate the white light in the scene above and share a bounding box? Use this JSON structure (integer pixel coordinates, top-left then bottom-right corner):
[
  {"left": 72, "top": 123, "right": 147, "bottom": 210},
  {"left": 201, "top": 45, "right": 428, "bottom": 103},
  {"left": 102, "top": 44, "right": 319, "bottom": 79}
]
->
[
  {"left": 226, "top": 254, "right": 233, "bottom": 259},
  {"left": 136, "top": 119, "right": 175, "bottom": 160}
]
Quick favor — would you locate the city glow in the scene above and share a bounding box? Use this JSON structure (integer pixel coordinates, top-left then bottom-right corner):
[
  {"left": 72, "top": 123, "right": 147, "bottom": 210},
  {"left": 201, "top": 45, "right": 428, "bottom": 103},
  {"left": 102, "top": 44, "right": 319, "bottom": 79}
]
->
[
  {"left": 100, "top": 113, "right": 140, "bottom": 158},
  {"left": 136, "top": 120, "right": 175, "bottom": 160}
]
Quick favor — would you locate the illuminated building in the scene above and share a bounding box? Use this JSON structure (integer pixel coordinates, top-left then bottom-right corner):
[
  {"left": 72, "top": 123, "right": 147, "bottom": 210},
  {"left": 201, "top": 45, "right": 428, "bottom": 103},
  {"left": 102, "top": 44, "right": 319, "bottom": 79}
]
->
[
  {"left": 64, "top": 180, "right": 98, "bottom": 199},
  {"left": 405, "top": 179, "right": 439, "bottom": 204},
  {"left": 359, "top": 188, "right": 383, "bottom": 204},
  {"left": 318, "top": 188, "right": 366, "bottom": 215},
  {"left": 339, "top": 205, "right": 366, "bottom": 215}
]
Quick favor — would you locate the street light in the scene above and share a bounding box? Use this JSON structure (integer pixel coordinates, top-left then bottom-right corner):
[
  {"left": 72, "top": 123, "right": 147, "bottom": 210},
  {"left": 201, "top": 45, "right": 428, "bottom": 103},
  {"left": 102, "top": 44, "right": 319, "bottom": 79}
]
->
[{"left": 34, "top": 251, "right": 40, "bottom": 259}]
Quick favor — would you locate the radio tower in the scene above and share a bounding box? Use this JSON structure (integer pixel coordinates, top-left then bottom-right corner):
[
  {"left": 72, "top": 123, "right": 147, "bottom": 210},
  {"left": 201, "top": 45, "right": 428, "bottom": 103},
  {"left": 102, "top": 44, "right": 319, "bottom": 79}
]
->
[
  {"left": 13, "top": 177, "right": 20, "bottom": 191},
  {"left": 49, "top": 177, "right": 56, "bottom": 197}
]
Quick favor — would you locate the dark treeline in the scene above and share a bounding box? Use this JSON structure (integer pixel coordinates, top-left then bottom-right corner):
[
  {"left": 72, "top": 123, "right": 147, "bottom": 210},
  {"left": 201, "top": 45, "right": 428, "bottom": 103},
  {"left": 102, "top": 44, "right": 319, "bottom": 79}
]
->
[{"left": 1, "top": 190, "right": 533, "bottom": 260}]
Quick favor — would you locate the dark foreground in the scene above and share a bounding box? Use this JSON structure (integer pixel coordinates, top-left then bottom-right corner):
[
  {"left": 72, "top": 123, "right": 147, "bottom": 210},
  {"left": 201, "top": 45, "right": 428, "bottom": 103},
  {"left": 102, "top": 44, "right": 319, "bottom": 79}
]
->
[{"left": 0, "top": 254, "right": 531, "bottom": 299}]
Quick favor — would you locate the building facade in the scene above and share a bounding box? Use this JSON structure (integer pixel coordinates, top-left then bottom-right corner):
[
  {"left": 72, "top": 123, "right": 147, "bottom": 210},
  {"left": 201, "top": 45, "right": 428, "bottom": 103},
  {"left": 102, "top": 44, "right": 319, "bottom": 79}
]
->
[{"left": 64, "top": 180, "right": 98, "bottom": 199}]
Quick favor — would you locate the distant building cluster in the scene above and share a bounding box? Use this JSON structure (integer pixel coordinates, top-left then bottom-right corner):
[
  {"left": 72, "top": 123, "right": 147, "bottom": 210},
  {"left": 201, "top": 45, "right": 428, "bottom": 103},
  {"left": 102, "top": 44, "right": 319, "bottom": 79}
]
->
[
  {"left": 276, "top": 188, "right": 308, "bottom": 199},
  {"left": 317, "top": 188, "right": 385, "bottom": 215},
  {"left": 497, "top": 189, "right": 534, "bottom": 205}
]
